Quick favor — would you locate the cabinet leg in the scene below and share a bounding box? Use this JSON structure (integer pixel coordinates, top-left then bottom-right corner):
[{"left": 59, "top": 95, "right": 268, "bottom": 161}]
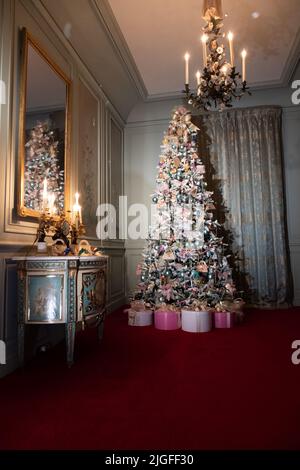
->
[
  {"left": 98, "top": 310, "right": 106, "bottom": 342},
  {"left": 18, "top": 322, "right": 25, "bottom": 368},
  {"left": 66, "top": 321, "right": 76, "bottom": 367},
  {"left": 98, "top": 319, "right": 104, "bottom": 342}
]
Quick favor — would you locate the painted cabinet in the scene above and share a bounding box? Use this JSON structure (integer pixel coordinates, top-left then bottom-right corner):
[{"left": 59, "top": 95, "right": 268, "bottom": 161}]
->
[{"left": 13, "top": 255, "right": 108, "bottom": 367}]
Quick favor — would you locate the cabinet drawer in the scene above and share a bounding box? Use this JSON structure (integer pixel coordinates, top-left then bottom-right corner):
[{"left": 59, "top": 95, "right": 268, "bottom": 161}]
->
[{"left": 25, "top": 260, "right": 68, "bottom": 271}]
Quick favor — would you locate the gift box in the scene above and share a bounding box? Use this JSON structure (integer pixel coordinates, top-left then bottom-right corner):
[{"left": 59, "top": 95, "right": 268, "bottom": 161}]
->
[
  {"left": 127, "top": 308, "right": 153, "bottom": 326},
  {"left": 181, "top": 309, "right": 212, "bottom": 333},
  {"left": 216, "top": 298, "right": 245, "bottom": 324},
  {"left": 154, "top": 309, "right": 181, "bottom": 330},
  {"left": 232, "top": 298, "right": 245, "bottom": 323},
  {"left": 235, "top": 310, "right": 245, "bottom": 324},
  {"left": 214, "top": 311, "right": 235, "bottom": 328}
]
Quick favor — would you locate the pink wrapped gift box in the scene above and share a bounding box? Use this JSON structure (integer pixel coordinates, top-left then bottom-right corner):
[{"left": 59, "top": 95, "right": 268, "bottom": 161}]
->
[
  {"left": 214, "top": 311, "right": 235, "bottom": 328},
  {"left": 181, "top": 310, "right": 212, "bottom": 333},
  {"left": 128, "top": 309, "right": 153, "bottom": 326},
  {"left": 154, "top": 309, "right": 181, "bottom": 330}
]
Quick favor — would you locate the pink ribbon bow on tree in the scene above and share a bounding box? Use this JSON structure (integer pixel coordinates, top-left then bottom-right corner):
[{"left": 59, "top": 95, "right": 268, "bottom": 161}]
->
[{"left": 161, "top": 284, "right": 173, "bottom": 301}]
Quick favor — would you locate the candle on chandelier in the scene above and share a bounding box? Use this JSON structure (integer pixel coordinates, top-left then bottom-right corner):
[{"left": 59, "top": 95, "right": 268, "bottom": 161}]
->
[
  {"left": 241, "top": 49, "right": 247, "bottom": 82},
  {"left": 201, "top": 34, "right": 208, "bottom": 67},
  {"left": 184, "top": 52, "right": 190, "bottom": 85},
  {"left": 227, "top": 31, "right": 234, "bottom": 66}
]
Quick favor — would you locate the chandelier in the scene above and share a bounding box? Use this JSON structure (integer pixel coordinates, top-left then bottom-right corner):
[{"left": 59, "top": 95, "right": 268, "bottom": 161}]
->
[{"left": 183, "top": 0, "right": 250, "bottom": 111}]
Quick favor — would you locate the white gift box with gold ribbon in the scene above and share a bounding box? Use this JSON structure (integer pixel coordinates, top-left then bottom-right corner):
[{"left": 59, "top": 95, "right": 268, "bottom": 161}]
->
[
  {"left": 181, "top": 309, "right": 212, "bottom": 333},
  {"left": 127, "top": 308, "right": 153, "bottom": 326}
]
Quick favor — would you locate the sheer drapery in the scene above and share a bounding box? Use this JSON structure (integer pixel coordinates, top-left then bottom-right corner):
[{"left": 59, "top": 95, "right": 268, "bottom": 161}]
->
[{"left": 195, "top": 106, "right": 291, "bottom": 305}]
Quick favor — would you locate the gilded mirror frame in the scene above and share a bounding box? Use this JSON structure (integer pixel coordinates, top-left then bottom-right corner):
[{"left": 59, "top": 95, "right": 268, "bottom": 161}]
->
[{"left": 18, "top": 28, "right": 71, "bottom": 218}]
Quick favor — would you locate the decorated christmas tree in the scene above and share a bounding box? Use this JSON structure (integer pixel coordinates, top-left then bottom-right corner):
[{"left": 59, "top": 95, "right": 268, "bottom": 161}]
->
[
  {"left": 24, "top": 121, "right": 64, "bottom": 211},
  {"left": 132, "top": 106, "right": 238, "bottom": 311}
]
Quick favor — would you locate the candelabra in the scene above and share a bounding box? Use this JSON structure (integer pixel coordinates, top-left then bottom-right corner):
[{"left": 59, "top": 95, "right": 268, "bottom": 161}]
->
[
  {"left": 183, "top": 0, "right": 250, "bottom": 111},
  {"left": 36, "top": 210, "right": 55, "bottom": 252},
  {"left": 35, "top": 194, "right": 85, "bottom": 255}
]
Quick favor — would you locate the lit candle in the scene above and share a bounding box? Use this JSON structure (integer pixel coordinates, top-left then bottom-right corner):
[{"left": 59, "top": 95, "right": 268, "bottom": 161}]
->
[
  {"left": 48, "top": 193, "right": 55, "bottom": 215},
  {"left": 241, "top": 49, "right": 247, "bottom": 82},
  {"left": 73, "top": 192, "right": 82, "bottom": 229},
  {"left": 196, "top": 70, "right": 201, "bottom": 95},
  {"left": 201, "top": 34, "right": 208, "bottom": 67},
  {"left": 184, "top": 52, "right": 190, "bottom": 85},
  {"left": 42, "top": 178, "right": 48, "bottom": 211},
  {"left": 227, "top": 31, "right": 234, "bottom": 66}
]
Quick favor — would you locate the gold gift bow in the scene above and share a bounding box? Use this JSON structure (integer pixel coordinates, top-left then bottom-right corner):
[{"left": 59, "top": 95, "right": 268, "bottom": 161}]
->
[
  {"left": 155, "top": 302, "right": 181, "bottom": 313},
  {"left": 182, "top": 301, "right": 214, "bottom": 312},
  {"left": 155, "top": 303, "right": 181, "bottom": 327},
  {"left": 129, "top": 300, "right": 153, "bottom": 312},
  {"left": 215, "top": 301, "right": 241, "bottom": 313},
  {"left": 127, "top": 309, "right": 137, "bottom": 325},
  {"left": 155, "top": 303, "right": 181, "bottom": 313},
  {"left": 232, "top": 298, "right": 245, "bottom": 310}
]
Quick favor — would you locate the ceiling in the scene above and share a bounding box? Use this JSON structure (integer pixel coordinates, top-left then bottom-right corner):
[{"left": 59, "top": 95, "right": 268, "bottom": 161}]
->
[{"left": 107, "top": 0, "right": 300, "bottom": 97}]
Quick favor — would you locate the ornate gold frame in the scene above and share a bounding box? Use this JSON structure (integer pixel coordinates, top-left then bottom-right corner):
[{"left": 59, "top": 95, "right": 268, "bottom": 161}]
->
[{"left": 18, "top": 28, "right": 71, "bottom": 218}]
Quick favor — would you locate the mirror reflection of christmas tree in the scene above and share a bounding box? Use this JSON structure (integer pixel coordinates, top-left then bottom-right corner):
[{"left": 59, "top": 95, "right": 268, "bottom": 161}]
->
[
  {"left": 24, "top": 121, "right": 64, "bottom": 211},
  {"left": 133, "top": 106, "right": 240, "bottom": 311}
]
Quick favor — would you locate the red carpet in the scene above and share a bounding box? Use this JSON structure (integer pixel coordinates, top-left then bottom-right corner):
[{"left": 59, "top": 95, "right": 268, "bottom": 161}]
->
[{"left": 0, "top": 307, "right": 300, "bottom": 450}]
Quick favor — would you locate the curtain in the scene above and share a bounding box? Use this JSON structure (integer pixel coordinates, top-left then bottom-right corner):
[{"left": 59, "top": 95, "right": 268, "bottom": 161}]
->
[{"left": 194, "top": 106, "right": 292, "bottom": 306}]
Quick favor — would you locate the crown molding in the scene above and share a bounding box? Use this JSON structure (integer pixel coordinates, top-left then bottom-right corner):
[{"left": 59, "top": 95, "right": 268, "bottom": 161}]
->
[
  {"left": 144, "top": 91, "right": 184, "bottom": 103},
  {"left": 126, "top": 118, "right": 170, "bottom": 129},
  {"left": 91, "top": 0, "right": 148, "bottom": 101},
  {"left": 143, "top": 79, "right": 295, "bottom": 104}
]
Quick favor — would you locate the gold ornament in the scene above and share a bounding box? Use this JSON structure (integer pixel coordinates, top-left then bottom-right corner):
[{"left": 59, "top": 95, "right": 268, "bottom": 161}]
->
[
  {"left": 173, "top": 157, "right": 180, "bottom": 168},
  {"left": 184, "top": 113, "right": 192, "bottom": 123},
  {"left": 162, "top": 249, "right": 175, "bottom": 261},
  {"left": 197, "top": 261, "right": 208, "bottom": 272}
]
